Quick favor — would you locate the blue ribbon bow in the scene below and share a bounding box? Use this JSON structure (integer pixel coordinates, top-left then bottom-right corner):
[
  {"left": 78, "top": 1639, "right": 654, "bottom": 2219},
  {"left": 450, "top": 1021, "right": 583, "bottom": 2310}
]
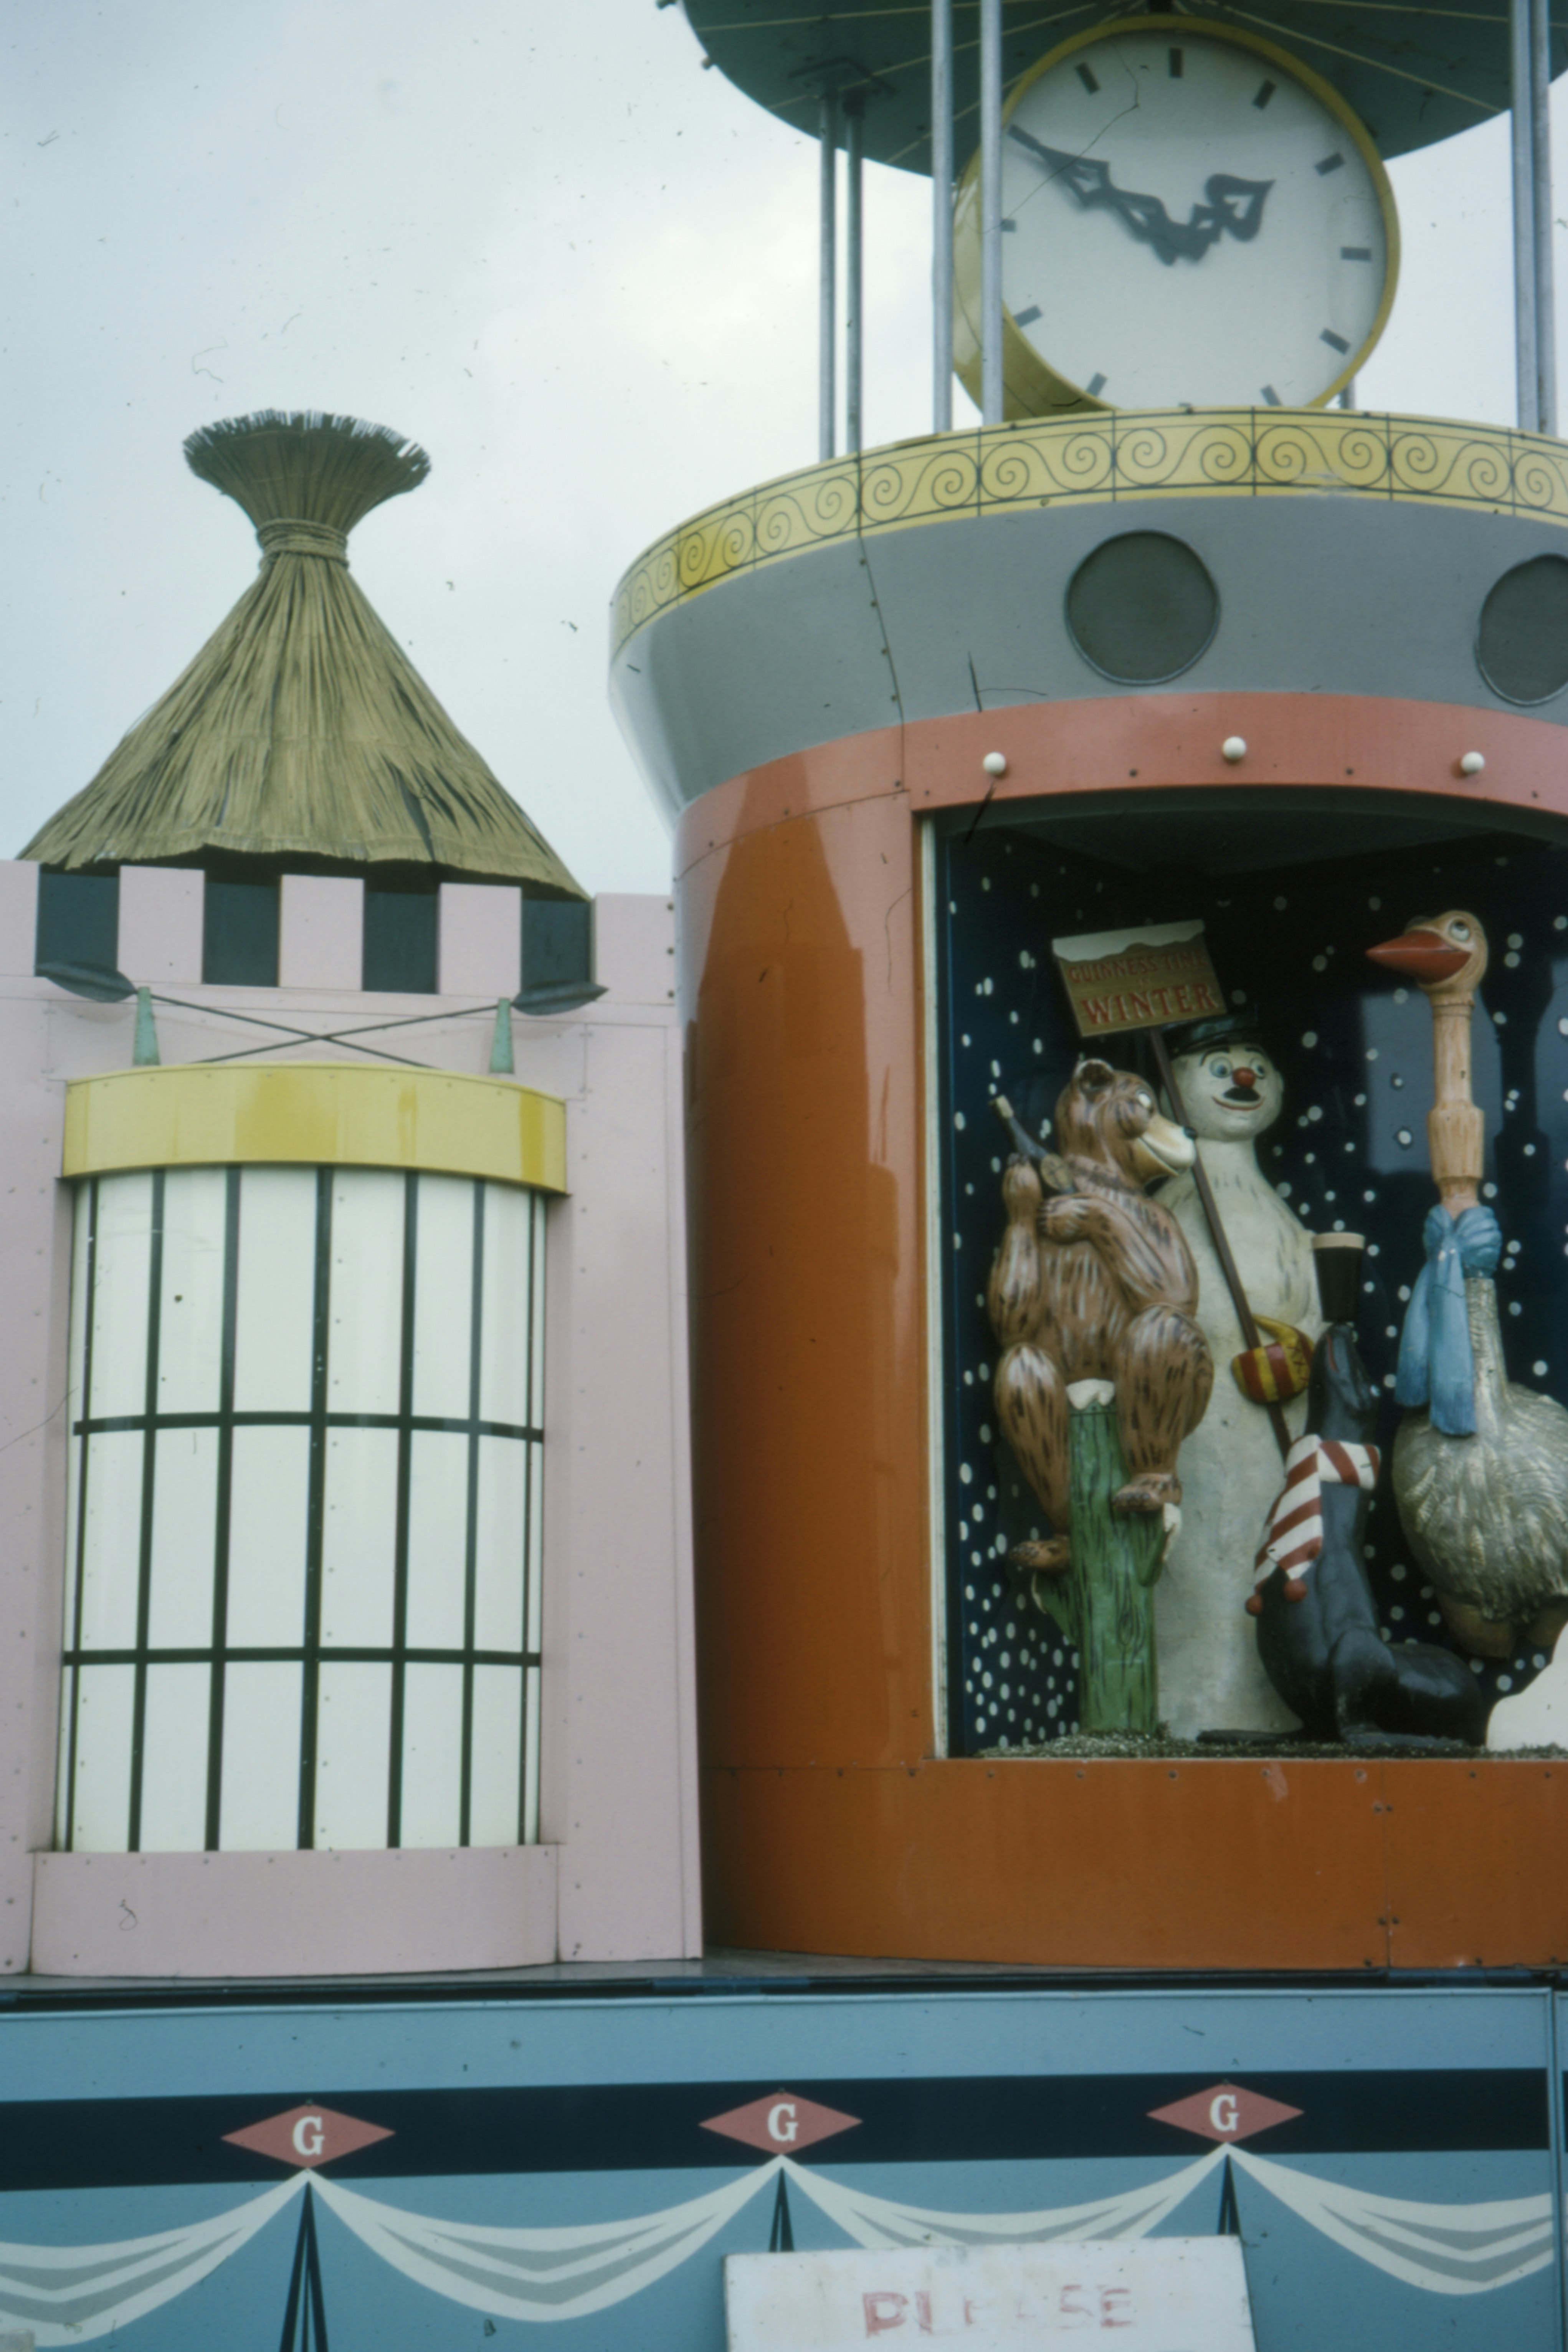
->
[{"left": 1393, "top": 1204, "right": 1502, "bottom": 1437}]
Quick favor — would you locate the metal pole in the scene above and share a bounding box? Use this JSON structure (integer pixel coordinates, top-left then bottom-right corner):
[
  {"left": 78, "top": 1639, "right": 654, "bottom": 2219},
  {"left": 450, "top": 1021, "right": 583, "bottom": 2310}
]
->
[
  {"left": 1550, "top": 1989, "right": 1568, "bottom": 2352},
  {"left": 819, "top": 90, "right": 839, "bottom": 462},
  {"left": 931, "top": 0, "right": 954, "bottom": 431},
  {"left": 980, "top": 0, "right": 1004, "bottom": 425},
  {"left": 846, "top": 101, "right": 864, "bottom": 453},
  {"left": 1531, "top": 0, "right": 1558, "bottom": 433},
  {"left": 1513, "top": 0, "right": 1540, "bottom": 429}
]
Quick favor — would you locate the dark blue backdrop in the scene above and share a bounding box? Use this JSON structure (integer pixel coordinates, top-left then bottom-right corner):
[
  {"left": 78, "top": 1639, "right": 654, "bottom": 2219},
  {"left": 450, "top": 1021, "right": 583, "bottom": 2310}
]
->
[{"left": 934, "top": 810, "right": 1568, "bottom": 1754}]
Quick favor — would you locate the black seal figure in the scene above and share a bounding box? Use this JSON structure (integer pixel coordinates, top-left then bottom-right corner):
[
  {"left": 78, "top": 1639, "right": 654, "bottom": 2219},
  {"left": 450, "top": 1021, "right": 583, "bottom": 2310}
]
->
[{"left": 1247, "top": 1234, "right": 1490, "bottom": 1749}]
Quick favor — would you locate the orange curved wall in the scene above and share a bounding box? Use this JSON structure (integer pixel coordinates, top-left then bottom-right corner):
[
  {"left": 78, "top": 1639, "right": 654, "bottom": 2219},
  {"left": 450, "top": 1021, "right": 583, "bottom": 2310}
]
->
[
  {"left": 679, "top": 774, "right": 927, "bottom": 1772},
  {"left": 676, "top": 693, "right": 1568, "bottom": 1970}
]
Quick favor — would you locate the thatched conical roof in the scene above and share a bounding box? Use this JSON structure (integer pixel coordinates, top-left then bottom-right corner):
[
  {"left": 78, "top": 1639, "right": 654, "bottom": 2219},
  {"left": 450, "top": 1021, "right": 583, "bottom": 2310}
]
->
[{"left": 25, "top": 412, "right": 583, "bottom": 896}]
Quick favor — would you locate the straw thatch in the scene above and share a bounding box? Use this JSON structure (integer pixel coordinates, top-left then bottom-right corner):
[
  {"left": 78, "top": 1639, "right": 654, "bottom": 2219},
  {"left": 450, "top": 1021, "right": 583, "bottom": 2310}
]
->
[{"left": 25, "top": 412, "right": 583, "bottom": 896}]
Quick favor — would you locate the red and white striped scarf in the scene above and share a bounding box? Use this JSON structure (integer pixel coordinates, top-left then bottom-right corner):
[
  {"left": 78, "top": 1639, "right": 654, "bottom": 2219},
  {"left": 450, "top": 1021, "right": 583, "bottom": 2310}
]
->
[{"left": 1254, "top": 1435, "right": 1381, "bottom": 1586}]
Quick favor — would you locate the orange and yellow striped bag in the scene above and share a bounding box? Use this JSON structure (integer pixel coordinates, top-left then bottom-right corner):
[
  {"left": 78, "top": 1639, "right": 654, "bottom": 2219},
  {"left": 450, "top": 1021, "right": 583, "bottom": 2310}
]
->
[{"left": 1230, "top": 1317, "right": 1314, "bottom": 1405}]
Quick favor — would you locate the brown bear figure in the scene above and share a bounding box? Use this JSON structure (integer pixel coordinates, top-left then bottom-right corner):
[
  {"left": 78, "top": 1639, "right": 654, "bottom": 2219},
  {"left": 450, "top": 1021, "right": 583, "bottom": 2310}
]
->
[{"left": 988, "top": 1059, "right": 1214, "bottom": 1574}]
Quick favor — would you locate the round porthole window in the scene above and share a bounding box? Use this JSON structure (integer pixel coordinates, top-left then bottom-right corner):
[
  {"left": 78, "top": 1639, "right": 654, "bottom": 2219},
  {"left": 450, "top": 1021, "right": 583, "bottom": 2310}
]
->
[
  {"left": 1065, "top": 532, "right": 1219, "bottom": 685},
  {"left": 1477, "top": 555, "right": 1568, "bottom": 705}
]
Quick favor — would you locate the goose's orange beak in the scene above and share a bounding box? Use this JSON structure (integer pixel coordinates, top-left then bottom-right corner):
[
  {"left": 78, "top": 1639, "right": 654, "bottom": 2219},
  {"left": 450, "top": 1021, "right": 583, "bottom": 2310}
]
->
[{"left": 1367, "top": 929, "right": 1471, "bottom": 985}]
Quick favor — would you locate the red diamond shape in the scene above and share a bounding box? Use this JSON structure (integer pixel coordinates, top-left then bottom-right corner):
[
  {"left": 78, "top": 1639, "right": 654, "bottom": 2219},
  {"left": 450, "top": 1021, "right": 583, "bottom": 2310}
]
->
[
  {"left": 701, "top": 2090, "right": 861, "bottom": 2155},
  {"left": 223, "top": 2102, "right": 394, "bottom": 2170},
  {"left": 1148, "top": 2082, "right": 1303, "bottom": 2144}
]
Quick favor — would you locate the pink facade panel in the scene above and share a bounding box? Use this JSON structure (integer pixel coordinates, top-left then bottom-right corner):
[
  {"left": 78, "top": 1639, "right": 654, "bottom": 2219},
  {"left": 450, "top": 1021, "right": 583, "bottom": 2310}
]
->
[
  {"left": 31, "top": 1846, "right": 557, "bottom": 1977},
  {"left": 440, "top": 883, "right": 522, "bottom": 998},
  {"left": 0, "top": 1004, "right": 70, "bottom": 1973},
  {"left": 119, "top": 866, "right": 204, "bottom": 987},
  {"left": 279, "top": 874, "right": 364, "bottom": 991},
  {"left": 544, "top": 1014, "right": 700, "bottom": 1963},
  {"left": 594, "top": 893, "right": 678, "bottom": 1006},
  {"left": 0, "top": 860, "right": 38, "bottom": 980}
]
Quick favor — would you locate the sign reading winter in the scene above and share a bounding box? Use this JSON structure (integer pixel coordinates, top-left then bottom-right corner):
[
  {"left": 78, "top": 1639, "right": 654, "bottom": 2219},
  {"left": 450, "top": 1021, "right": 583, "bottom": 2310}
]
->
[
  {"left": 724, "top": 2237, "right": 1256, "bottom": 2350},
  {"left": 1052, "top": 921, "right": 1224, "bottom": 1040}
]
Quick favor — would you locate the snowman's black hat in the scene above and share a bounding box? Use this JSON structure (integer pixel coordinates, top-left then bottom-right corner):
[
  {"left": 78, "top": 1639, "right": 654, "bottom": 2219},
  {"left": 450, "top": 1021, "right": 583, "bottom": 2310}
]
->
[{"left": 1164, "top": 1006, "right": 1269, "bottom": 1061}]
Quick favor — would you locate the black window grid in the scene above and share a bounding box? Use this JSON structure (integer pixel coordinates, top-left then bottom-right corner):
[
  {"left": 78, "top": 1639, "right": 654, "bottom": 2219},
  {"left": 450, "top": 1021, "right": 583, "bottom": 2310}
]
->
[{"left": 59, "top": 1164, "right": 545, "bottom": 1854}]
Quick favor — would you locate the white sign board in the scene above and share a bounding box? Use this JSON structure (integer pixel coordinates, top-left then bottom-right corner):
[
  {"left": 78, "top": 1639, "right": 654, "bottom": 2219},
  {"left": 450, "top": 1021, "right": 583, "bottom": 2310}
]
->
[{"left": 725, "top": 2236, "right": 1254, "bottom": 2351}]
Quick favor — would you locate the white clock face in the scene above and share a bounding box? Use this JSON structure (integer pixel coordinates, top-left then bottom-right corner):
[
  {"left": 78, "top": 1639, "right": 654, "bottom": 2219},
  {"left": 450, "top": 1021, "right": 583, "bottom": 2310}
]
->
[{"left": 998, "top": 23, "right": 1394, "bottom": 408}]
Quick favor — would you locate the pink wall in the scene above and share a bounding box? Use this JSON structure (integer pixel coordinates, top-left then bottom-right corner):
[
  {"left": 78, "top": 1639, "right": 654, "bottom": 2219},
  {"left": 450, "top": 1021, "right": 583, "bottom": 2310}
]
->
[
  {"left": 33, "top": 1847, "right": 558, "bottom": 1978},
  {"left": 0, "top": 866, "right": 699, "bottom": 1979},
  {"left": 439, "top": 881, "right": 522, "bottom": 997},
  {"left": 117, "top": 865, "right": 203, "bottom": 986},
  {"left": 279, "top": 875, "right": 364, "bottom": 990}
]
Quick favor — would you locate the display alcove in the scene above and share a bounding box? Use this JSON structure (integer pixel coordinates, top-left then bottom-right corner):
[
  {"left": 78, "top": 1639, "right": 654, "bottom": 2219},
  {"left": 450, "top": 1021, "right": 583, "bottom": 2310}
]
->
[{"left": 932, "top": 788, "right": 1568, "bottom": 1757}]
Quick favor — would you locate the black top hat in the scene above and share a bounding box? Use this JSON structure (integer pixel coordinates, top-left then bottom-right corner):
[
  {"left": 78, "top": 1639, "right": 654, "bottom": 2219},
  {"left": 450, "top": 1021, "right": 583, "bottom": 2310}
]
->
[{"left": 1163, "top": 1005, "right": 1270, "bottom": 1061}]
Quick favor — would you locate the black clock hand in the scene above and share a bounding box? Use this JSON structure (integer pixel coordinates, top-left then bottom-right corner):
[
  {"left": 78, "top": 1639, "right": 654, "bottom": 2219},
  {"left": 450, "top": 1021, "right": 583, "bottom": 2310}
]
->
[
  {"left": 1007, "top": 124, "right": 1272, "bottom": 266},
  {"left": 1198, "top": 174, "right": 1272, "bottom": 246}
]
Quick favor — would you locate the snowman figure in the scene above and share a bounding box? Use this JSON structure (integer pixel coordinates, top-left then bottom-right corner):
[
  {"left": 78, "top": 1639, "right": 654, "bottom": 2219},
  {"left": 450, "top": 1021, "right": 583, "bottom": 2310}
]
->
[{"left": 1153, "top": 1013, "right": 1321, "bottom": 1736}]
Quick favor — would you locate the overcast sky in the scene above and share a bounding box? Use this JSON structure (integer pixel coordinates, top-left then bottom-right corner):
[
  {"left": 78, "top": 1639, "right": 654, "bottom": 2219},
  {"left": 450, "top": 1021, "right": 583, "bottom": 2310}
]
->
[{"left": 2, "top": 2, "right": 1560, "bottom": 896}]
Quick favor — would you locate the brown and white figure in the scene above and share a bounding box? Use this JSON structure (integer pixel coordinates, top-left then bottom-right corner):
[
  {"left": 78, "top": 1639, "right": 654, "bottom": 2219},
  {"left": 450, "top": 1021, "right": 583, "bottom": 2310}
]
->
[
  {"left": 988, "top": 1059, "right": 1213, "bottom": 1577},
  {"left": 1154, "top": 1014, "right": 1321, "bottom": 1735}
]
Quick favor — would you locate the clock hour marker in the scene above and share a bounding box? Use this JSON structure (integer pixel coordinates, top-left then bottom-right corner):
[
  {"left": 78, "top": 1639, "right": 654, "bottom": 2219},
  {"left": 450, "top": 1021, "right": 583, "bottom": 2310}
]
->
[
  {"left": 1341, "top": 245, "right": 1372, "bottom": 260},
  {"left": 1001, "top": 217, "right": 1016, "bottom": 231},
  {"left": 1169, "top": 46, "right": 1183, "bottom": 76},
  {"left": 1320, "top": 328, "right": 1351, "bottom": 353},
  {"left": 1260, "top": 385, "right": 1282, "bottom": 407},
  {"left": 1315, "top": 151, "right": 1346, "bottom": 175},
  {"left": 1076, "top": 61, "right": 1100, "bottom": 92},
  {"left": 1253, "top": 78, "right": 1277, "bottom": 108},
  {"left": 1014, "top": 304, "right": 1042, "bottom": 326},
  {"left": 1086, "top": 372, "right": 1108, "bottom": 396}
]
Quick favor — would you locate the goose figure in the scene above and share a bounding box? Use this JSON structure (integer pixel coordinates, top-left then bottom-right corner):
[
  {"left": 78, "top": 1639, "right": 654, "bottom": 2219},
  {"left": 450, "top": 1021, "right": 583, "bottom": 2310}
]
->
[{"left": 1367, "top": 911, "right": 1568, "bottom": 1658}]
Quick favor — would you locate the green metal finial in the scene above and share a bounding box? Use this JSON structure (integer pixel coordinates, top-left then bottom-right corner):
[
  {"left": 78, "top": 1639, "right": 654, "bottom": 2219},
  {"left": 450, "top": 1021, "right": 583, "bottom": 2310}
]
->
[
  {"left": 488, "top": 997, "right": 515, "bottom": 1075},
  {"left": 132, "top": 987, "right": 161, "bottom": 1067}
]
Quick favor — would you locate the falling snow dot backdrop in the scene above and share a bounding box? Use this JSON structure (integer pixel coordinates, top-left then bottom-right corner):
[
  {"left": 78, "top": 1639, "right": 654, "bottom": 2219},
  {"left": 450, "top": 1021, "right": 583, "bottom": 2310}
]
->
[{"left": 935, "top": 818, "right": 1568, "bottom": 1751}]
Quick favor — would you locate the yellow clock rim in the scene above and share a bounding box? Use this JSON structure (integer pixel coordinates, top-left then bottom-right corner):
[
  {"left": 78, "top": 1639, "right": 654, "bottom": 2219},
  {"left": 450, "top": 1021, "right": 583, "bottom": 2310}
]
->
[{"left": 953, "top": 15, "right": 1402, "bottom": 420}]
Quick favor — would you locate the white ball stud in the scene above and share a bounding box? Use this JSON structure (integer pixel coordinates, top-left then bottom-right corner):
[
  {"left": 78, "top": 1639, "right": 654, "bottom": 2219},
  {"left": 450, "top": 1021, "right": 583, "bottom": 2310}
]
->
[
  {"left": 1221, "top": 736, "right": 1247, "bottom": 764},
  {"left": 1459, "top": 750, "right": 1486, "bottom": 776},
  {"left": 982, "top": 751, "right": 1008, "bottom": 778}
]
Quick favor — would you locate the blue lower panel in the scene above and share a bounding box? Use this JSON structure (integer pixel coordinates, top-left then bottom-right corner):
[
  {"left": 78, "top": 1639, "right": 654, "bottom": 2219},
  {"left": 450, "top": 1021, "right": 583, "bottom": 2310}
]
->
[{"left": 0, "top": 1984, "right": 1559, "bottom": 2350}]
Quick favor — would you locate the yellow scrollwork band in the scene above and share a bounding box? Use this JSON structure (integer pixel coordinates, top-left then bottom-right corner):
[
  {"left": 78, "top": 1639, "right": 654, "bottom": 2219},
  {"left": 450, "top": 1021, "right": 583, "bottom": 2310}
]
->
[
  {"left": 63, "top": 1063, "right": 568, "bottom": 1194},
  {"left": 611, "top": 410, "right": 1568, "bottom": 657}
]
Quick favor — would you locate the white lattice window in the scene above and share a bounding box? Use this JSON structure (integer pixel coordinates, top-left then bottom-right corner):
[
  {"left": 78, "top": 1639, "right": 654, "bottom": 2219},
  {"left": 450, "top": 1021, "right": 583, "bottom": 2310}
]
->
[{"left": 57, "top": 1164, "right": 545, "bottom": 1853}]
